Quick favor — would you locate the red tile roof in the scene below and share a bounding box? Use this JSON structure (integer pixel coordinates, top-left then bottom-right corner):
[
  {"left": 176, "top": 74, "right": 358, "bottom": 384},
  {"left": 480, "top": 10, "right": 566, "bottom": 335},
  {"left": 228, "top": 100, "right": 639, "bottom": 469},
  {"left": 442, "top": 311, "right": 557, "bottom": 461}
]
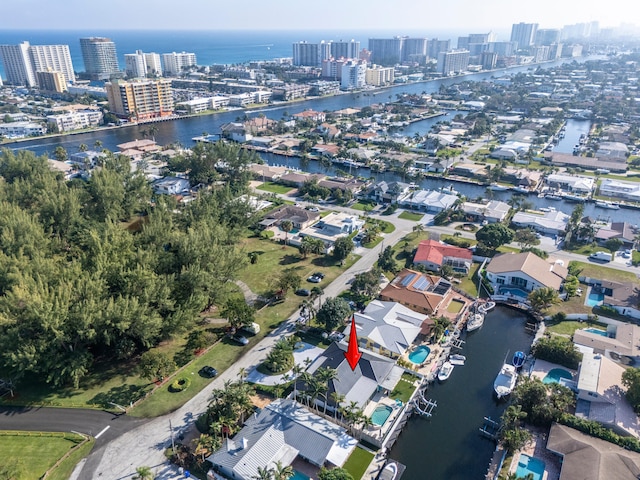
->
[{"left": 413, "top": 240, "right": 472, "bottom": 266}]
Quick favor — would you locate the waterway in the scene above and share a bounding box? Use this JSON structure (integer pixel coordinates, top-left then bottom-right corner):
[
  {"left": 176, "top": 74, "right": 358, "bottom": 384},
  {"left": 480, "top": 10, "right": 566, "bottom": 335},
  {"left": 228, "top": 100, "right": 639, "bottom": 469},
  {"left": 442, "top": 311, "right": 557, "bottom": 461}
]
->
[
  {"left": 389, "top": 306, "right": 534, "bottom": 480},
  {"left": 554, "top": 118, "right": 592, "bottom": 154}
]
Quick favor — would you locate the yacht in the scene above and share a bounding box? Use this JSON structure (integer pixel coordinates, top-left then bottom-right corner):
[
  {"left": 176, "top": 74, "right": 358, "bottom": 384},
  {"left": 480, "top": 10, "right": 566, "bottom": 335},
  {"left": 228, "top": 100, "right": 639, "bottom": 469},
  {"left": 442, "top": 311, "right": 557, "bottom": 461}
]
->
[
  {"left": 478, "top": 301, "right": 495, "bottom": 314},
  {"left": 378, "top": 462, "right": 398, "bottom": 480},
  {"left": 545, "top": 193, "right": 563, "bottom": 200},
  {"left": 563, "top": 193, "right": 587, "bottom": 202},
  {"left": 512, "top": 186, "right": 530, "bottom": 194},
  {"left": 493, "top": 363, "right": 518, "bottom": 398},
  {"left": 449, "top": 354, "right": 466, "bottom": 366},
  {"left": 437, "top": 361, "right": 454, "bottom": 381},
  {"left": 466, "top": 313, "right": 485, "bottom": 332},
  {"left": 595, "top": 200, "right": 620, "bottom": 210},
  {"left": 488, "top": 183, "right": 509, "bottom": 191}
]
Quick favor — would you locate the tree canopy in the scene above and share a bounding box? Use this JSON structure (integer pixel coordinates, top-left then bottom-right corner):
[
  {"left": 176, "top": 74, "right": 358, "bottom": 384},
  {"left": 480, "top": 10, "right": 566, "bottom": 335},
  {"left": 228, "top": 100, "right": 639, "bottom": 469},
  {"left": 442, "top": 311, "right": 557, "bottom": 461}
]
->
[
  {"left": 316, "top": 297, "right": 351, "bottom": 332},
  {"left": 475, "top": 223, "right": 514, "bottom": 251}
]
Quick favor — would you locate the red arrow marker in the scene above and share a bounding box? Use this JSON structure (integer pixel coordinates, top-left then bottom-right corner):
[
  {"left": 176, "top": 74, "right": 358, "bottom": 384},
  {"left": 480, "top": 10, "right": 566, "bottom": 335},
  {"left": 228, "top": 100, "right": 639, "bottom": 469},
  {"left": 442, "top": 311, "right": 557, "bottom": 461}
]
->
[{"left": 344, "top": 315, "right": 362, "bottom": 371}]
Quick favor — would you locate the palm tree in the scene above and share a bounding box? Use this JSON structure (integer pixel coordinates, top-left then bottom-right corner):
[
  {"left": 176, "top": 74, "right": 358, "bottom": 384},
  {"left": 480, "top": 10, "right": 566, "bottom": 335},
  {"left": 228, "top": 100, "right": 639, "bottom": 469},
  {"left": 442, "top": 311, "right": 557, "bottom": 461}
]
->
[
  {"left": 527, "top": 287, "right": 560, "bottom": 316},
  {"left": 134, "top": 466, "right": 154, "bottom": 480},
  {"left": 94, "top": 140, "right": 102, "bottom": 150},
  {"left": 238, "top": 367, "right": 247, "bottom": 382},
  {"left": 78, "top": 143, "right": 88, "bottom": 152},
  {"left": 280, "top": 220, "right": 293, "bottom": 246},
  {"left": 330, "top": 391, "right": 346, "bottom": 419},
  {"left": 272, "top": 461, "right": 294, "bottom": 480},
  {"left": 316, "top": 367, "right": 339, "bottom": 413},
  {"left": 149, "top": 125, "right": 159, "bottom": 142},
  {"left": 193, "top": 433, "right": 218, "bottom": 462},
  {"left": 290, "top": 363, "right": 304, "bottom": 400},
  {"left": 253, "top": 466, "right": 274, "bottom": 480}
]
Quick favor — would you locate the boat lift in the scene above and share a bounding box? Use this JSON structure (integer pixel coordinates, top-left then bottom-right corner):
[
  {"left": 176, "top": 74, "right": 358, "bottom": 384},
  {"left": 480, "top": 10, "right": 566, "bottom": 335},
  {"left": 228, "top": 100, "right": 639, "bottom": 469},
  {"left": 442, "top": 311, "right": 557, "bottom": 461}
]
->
[
  {"left": 413, "top": 390, "right": 438, "bottom": 417},
  {"left": 449, "top": 337, "right": 465, "bottom": 350},
  {"left": 479, "top": 416, "right": 501, "bottom": 440}
]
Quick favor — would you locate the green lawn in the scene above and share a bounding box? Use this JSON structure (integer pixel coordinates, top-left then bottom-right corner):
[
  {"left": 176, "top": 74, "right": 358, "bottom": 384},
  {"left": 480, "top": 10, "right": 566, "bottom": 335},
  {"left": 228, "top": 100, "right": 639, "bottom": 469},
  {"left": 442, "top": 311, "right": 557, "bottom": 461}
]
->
[
  {"left": 362, "top": 236, "right": 384, "bottom": 249},
  {"left": 447, "top": 299, "right": 465, "bottom": 313},
  {"left": 255, "top": 182, "right": 294, "bottom": 194},
  {"left": 545, "top": 320, "right": 607, "bottom": 336},
  {"left": 0, "top": 432, "right": 86, "bottom": 480},
  {"left": 388, "top": 231, "right": 429, "bottom": 271},
  {"left": 350, "top": 202, "right": 375, "bottom": 211},
  {"left": 49, "top": 437, "right": 95, "bottom": 480},
  {"left": 569, "top": 261, "right": 639, "bottom": 283},
  {"left": 379, "top": 220, "right": 395, "bottom": 234},
  {"left": 398, "top": 211, "right": 424, "bottom": 221},
  {"left": 563, "top": 243, "right": 601, "bottom": 256},
  {"left": 389, "top": 372, "right": 419, "bottom": 403},
  {"left": 343, "top": 446, "right": 375, "bottom": 480},
  {"left": 459, "top": 263, "right": 481, "bottom": 298}
]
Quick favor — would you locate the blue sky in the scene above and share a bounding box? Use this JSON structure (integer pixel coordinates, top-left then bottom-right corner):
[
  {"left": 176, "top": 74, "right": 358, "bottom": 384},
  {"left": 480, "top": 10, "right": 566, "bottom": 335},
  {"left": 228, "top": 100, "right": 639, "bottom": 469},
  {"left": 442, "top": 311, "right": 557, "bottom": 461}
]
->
[{"left": 0, "top": 0, "right": 634, "bottom": 30}]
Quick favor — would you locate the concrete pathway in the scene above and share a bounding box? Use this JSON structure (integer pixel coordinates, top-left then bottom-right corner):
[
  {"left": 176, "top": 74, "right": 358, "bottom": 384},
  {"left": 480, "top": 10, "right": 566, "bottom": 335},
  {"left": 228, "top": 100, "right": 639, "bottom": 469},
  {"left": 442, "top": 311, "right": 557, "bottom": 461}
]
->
[{"left": 234, "top": 279, "right": 259, "bottom": 306}]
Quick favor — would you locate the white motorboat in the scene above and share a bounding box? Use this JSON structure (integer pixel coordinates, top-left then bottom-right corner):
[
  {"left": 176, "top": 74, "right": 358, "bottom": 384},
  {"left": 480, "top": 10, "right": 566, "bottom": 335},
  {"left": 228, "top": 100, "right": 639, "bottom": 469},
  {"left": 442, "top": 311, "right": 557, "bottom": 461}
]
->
[
  {"left": 488, "top": 183, "right": 509, "bottom": 191},
  {"left": 377, "top": 462, "right": 398, "bottom": 480},
  {"left": 595, "top": 200, "right": 620, "bottom": 210},
  {"left": 449, "top": 354, "right": 466, "bottom": 366},
  {"left": 563, "top": 193, "right": 587, "bottom": 202},
  {"left": 493, "top": 363, "right": 518, "bottom": 398},
  {"left": 437, "top": 361, "right": 454, "bottom": 381},
  {"left": 466, "top": 313, "right": 485, "bottom": 332},
  {"left": 477, "top": 301, "right": 495, "bottom": 314},
  {"left": 512, "top": 186, "right": 530, "bottom": 194},
  {"left": 545, "top": 193, "right": 563, "bottom": 200}
]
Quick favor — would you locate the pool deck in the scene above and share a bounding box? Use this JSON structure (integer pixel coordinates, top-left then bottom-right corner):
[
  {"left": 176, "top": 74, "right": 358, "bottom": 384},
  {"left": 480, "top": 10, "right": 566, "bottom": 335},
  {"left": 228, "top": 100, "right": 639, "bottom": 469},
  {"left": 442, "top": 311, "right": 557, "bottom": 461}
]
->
[
  {"left": 529, "top": 359, "right": 576, "bottom": 383},
  {"left": 507, "top": 427, "right": 562, "bottom": 480}
]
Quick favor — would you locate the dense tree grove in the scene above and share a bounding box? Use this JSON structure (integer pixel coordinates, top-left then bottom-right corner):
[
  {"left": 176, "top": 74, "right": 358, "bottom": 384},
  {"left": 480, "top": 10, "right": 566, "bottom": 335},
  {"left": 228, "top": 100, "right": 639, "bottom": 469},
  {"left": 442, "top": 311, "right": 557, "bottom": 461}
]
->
[{"left": 0, "top": 148, "right": 253, "bottom": 387}]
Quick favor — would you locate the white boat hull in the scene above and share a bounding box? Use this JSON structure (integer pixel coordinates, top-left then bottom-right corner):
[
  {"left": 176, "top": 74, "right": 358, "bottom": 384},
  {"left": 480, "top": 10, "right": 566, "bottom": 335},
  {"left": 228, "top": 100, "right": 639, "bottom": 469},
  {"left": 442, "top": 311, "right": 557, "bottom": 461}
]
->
[
  {"left": 494, "top": 363, "right": 517, "bottom": 398},
  {"left": 438, "top": 361, "right": 454, "bottom": 381},
  {"left": 467, "top": 313, "right": 485, "bottom": 332}
]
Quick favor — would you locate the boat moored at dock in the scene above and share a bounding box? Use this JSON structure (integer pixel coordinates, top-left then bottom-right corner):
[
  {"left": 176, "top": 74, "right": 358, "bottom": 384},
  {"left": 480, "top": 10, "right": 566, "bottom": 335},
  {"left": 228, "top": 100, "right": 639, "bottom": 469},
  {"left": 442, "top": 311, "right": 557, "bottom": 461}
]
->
[
  {"left": 512, "top": 351, "right": 526, "bottom": 369},
  {"left": 477, "top": 301, "right": 495, "bottom": 314},
  {"left": 466, "top": 313, "right": 485, "bottom": 332},
  {"left": 438, "top": 361, "right": 454, "bottom": 381},
  {"left": 493, "top": 363, "right": 517, "bottom": 398}
]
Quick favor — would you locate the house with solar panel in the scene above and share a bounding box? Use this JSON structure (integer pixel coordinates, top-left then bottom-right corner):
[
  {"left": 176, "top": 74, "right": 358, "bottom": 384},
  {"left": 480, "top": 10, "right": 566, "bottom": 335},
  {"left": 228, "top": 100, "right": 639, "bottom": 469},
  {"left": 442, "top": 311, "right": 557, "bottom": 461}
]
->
[
  {"left": 206, "top": 399, "right": 357, "bottom": 480},
  {"left": 379, "top": 268, "right": 453, "bottom": 319}
]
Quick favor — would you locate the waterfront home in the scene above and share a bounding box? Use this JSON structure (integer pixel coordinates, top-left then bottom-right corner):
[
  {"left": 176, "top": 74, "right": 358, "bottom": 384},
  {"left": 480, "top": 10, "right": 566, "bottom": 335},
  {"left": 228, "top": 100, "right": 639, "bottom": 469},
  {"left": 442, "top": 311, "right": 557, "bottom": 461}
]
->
[
  {"left": 596, "top": 141, "right": 629, "bottom": 162},
  {"left": 591, "top": 280, "right": 640, "bottom": 320},
  {"left": 206, "top": 399, "right": 357, "bottom": 480},
  {"left": 449, "top": 162, "right": 489, "bottom": 180},
  {"left": 116, "top": 138, "right": 160, "bottom": 154},
  {"left": 545, "top": 173, "right": 595, "bottom": 194},
  {"left": 293, "top": 109, "right": 326, "bottom": 123},
  {"left": 594, "top": 222, "right": 636, "bottom": 249},
  {"left": 152, "top": 176, "right": 191, "bottom": 195},
  {"left": 68, "top": 150, "right": 106, "bottom": 171},
  {"left": 511, "top": 208, "right": 570, "bottom": 236},
  {"left": 318, "top": 177, "right": 365, "bottom": 194},
  {"left": 379, "top": 268, "right": 452, "bottom": 318},
  {"left": 278, "top": 172, "right": 324, "bottom": 188},
  {"left": 221, "top": 122, "right": 253, "bottom": 143},
  {"left": 249, "top": 163, "right": 287, "bottom": 181},
  {"left": 363, "top": 181, "right": 411, "bottom": 203},
  {"left": 544, "top": 152, "right": 628, "bottom": 173},
  {"left": 312, "top": 144, "right": 341, "bottom": 158},
  {"left": 412, "top": 239, "right": 472, "bottom": 274},
  {"left": 259, "top": 205, "right": 320, "bottom": 231},
  {"left": 461, "top": 200, "right": 511, "bottom": 223},
  {"left": 341, "top": 300, "right": 428, "bottom": 359},
  {"left": 599, "top": 178, "right": 640, "bottom": 202},
  {"left": 574, "top": 352, "right": 640, "bottom": 438},
  {"left": 301, "top": 342, "right": 404, "bottom": 412},
  {"left": 546, "top": 423, "right": 640, "bottom": 479},
  {"left": 485, "top": 252, "right": 568, "bottom": 298},
  {"left": 573, "top": 323, "right": 640, "bottom": 364},
  {"left": 490, "top": 147, "right": 519, "bottom": 161},
  {"left": 297, "top": 212, "right": 363, "bottom": 252},
  {"left": 397, "top": 189, "right": 458, "bottom": 213},
  {"left": 47, "top": 159, "right": 75, "bottom": 180}
]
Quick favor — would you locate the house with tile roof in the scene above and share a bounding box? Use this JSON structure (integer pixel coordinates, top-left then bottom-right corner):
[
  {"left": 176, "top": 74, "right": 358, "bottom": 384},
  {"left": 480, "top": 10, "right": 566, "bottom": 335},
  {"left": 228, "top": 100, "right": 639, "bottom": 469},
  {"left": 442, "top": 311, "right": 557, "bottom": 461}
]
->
[
  {"left": 486, "top": 252, "right": 568, "bottom": 298},
  {"left": 573, "top": 323, "right": 640, "bottom": 363},
  {"left": 413, "top": 239, "right": 473, "bottom": 274},
  {"left": 340, "top": 300, "right": 428, "bottom": 359},
  {"left": 594, "top": 222, "right": 636, "bottom": 249},
  {"left": 206, "top": 399, "right": 357, "bottom": 480},
  {"left": 546, "top": 423, "right": 640, "bottom": 479},
  {"left": 379, "top": 268, "right": 451, "bottom": 319},
  {"left": 258, "top": 205, "right": 320, "bottom": 231}
]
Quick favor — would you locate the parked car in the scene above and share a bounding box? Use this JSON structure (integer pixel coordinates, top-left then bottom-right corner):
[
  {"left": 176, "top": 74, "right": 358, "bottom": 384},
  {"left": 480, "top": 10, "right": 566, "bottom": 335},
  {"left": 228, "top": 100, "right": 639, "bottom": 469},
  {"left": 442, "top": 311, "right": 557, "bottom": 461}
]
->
[
  {"left": 296, "top": 288, "right": 311, "bottom": 296},
  {"left": 306, "top": 206, "right": 320, "bottom": 212},
  {"left": 231, "top": 334, "right": 249, "bottom": 345},
  {"left": 307, "top": 275, "right": 321, "bottom": 283},
  {"left": 312, "top": 272, "right": 325, "bottom": 279},
  {"left": 199, "top": 366, "right": 218, "bottom": 378}
]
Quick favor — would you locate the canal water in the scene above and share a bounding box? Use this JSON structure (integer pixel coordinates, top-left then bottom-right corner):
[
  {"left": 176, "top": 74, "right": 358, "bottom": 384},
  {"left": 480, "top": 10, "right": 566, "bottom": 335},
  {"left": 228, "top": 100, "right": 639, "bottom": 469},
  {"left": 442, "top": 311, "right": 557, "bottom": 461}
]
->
[
  {"left": 554, "top": 118, "right": 592, "bottom": 154},
  {"left": 389, "top": 306, "right": 534, "bottom": 480}
]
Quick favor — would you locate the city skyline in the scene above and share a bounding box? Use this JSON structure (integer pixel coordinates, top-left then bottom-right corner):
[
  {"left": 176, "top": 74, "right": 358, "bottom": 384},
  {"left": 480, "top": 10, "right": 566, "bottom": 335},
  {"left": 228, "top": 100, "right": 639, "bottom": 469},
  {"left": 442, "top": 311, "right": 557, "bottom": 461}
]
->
[{"left": 1, "top": 0, "right": 634, "bottom": 31}]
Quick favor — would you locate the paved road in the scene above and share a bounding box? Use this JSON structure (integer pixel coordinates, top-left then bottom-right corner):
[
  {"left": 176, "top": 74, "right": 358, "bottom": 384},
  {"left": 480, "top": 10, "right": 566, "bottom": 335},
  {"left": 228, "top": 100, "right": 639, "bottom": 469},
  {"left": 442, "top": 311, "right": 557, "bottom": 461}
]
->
[{"left": 0, "top": 406, "right": 146, "bottom": 446}]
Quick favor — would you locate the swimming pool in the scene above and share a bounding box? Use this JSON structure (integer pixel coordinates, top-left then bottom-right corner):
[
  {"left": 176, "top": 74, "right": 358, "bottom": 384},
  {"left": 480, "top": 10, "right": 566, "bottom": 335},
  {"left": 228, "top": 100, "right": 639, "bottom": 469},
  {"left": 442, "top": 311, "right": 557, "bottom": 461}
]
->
[
  {"left": 543, "top": 368, "right": 573, "bottom": 384},
  {"left": 516, "top": 454, "right": 545, "bottom": 480},
  {"left": 500, "top": 286, "right": 529, "bottom": 299},
  {"left": 586, "top": 290, "right": 604, "bottom": 307},
  {"left": 291, "top": 470, "right": 310, "bottom": 480},
  {"left": 583, "top": 327, "right": 608, "bottom": 337},
  {"left": 408, "top": 345, "right": 431, "bottom": 364},
  {"left": 371, "top": 405, "right": 393, "bottom": 426}
]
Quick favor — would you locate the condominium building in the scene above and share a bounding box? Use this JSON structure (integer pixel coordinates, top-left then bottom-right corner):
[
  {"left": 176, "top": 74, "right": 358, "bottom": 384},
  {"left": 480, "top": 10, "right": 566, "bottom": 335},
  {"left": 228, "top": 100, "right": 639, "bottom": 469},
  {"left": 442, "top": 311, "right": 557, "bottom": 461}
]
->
[
  {"left": 161, "top": 52, "right": 197, "bottom": 76},
  {"left": 368, "top": 37, "right": 404, "bottom": 66},
  {"left": 105, "top": 79, "right": 174, "bottom": 120},
  {"left": 36, "top": 70, "right": 68, "bottom": 93},
  {"left": 488, "top": 41, "right": 517, "bottom": 57},
  {"left": 292, "top": 41, "right": 331, "bottom": 67},
  {"left": 535, "top": 29, "right": 561, "bottom": 46},
  {"left": 80, "top": 37, "right": 119, "bottom": 80},
  {"left": 427, "top": 39, "right": 450, "bottom": 60},
  {"left": 46, "top": 110, "right": 104, "bottom": 132},
  {"left": 402, "top": 38, "right": 428, "bottom": 63},
  {"left": 340, "top": 60, "right": 366, "bottom": 90},
  {"left": 125, "top": 50, "right": 161, "bottom": 78},
  {"left": 0, "top": 122, "right": 47, "bottom": 138},
  {"left": 330, "top": 40, "right": 360, "bottom": 60},
  {"left": 437, "top": 50, "right": 470, "bottom": 76},
  {"left": 510, "top": 22, "right": 539, "bottom": 50},
  {"left": 0, "top": 41, "right": 75, "bottom": 86},
  {"left": 365, "top": 65, "right": 395, "bottom": 86},
  {"left": 321, "top": 58, "right": 348, "bottom": 80}
]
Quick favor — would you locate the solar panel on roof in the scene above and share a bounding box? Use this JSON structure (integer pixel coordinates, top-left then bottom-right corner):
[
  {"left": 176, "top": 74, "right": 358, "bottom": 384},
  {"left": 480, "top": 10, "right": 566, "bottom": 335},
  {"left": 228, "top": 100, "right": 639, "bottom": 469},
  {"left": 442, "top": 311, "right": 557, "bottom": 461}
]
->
[
  {"left": 401, "top": 273, "right": 416, "bottom": 287},
  {"left": 413, "top": 276, "right": 430, "bottom": 291}
]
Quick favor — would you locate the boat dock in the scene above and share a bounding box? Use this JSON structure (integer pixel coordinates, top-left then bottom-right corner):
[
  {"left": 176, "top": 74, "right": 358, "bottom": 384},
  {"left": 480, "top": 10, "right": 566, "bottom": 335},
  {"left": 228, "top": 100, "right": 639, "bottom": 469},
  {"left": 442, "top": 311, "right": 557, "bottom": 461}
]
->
[{"left": 479, "top": 416, "right": 501, "bottom": 440}]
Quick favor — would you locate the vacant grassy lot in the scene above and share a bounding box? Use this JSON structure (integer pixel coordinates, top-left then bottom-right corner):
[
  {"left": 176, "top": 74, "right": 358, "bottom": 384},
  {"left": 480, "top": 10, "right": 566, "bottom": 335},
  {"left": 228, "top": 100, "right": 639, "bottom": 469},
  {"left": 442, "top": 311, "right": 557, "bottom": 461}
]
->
[
  {"left": 343, "top": 447, "right": 375, "bottom": 480},
  {"left": 255, "top": 182, "right": 294, "bottom": 194},
  {"left": 0, "top": 432, "right": 86, "bottom": 480},
  {"left": 398, "top": 211, "right": 424, "bottom": 221},
  {"left": 388, "top": 231, "right": 430, "bottom": 271}
]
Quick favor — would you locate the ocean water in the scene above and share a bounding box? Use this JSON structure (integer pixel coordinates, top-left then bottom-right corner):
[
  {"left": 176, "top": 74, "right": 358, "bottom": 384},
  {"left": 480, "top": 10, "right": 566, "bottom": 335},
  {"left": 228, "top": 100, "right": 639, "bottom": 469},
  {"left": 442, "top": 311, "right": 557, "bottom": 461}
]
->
[{"left": 0, "top": 28, "right": 509, "bottom": 76}]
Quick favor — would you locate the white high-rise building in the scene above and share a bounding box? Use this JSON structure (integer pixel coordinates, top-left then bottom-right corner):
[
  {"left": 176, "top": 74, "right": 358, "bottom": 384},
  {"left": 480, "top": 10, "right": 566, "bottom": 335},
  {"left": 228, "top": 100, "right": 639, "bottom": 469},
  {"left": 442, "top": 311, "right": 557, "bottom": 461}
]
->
[
  {"left": 510, "top": 22, "right": 539, "bottom": 50},
  {"left": 330, "top": 40, "right": 360, "bottom": 60},
  {"left": 80, "top": 37, "right": 119, "bottom": 80},
  {"left": 292, "top": 41, "right": 331, "bottom": 67},
  {"left": 0, "top": 41, "right": 75, "bottom": 86},
  {"left": 161, "top": 52, "right": 197, "bottom": 76},
  {"left": 340, "top": 60, "right": 366, "bottom": 90},
  {"left": 125, "top": 51, "right": 148, "bottom": 78},
  {"left": 144, "top": 52, "right": 162, "bottom": 77},
  {"left": 438, "top": 50, "right": 470, "bottom": 76}
]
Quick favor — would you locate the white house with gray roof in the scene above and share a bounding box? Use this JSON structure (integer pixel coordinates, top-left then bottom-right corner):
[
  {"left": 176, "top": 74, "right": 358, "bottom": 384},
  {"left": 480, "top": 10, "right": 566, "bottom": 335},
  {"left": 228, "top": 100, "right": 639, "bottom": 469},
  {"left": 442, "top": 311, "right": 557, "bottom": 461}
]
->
[
  {"left": 206, "top": 399, "right": 357, "bottom": 480},
  {"left": 512, "top": 208, "right": 570, "bottom": 235},
  {"left": 397, "top": 189, "right": 458, "bottom": 212}
]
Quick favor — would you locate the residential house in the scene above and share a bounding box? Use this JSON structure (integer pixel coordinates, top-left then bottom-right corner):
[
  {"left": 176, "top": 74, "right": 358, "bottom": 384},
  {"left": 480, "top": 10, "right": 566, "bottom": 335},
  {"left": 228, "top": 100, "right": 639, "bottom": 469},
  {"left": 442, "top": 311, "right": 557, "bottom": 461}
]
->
[
  {"left": 379, "top": 268, "right": 452, "bottom": 319},
  {"left": 594, "top": 222, "right": 636, "bottom": 249},
  {"left": 293, "top": 109, "right": 326, "bottom": 123},
  {"left": 364, "top": 181, "right": 411, "bottom": 203},
  {"left": 68, "top": 150, "right": 106, "bottom": 171},
  {"left": 206, "top": 399, "right": 357, "bottom": 480},
  {"left": 574, "top": 323, "right": 640, "bottom": 364},
  {"left": 546, "top": 423, "right": 640, "bottom": 479},
  {"left": 298, "top": 212, "right": 364, "bottom": 251},
  {"left": 412, "top": 240, "right": 473, "bottom": 274},
  {"left": 450, "top": 162, "right": 489, "bottom": 180},
  {"left": 220, "top": 122, "right": 253, "bottom": 143},
  {"left": 312, "top": 144, "right": 341, "bottom": 158},
  {"left": 258, "top": 205, "right": 320, "bottom": 231},
  {"left": 341, "top": 300, "right": 428, "bottom": 359},
  {"left": 599, "top": 178, "right": 640, "bottom": 202},
  {"left": 573, "top": 352, "right": 640, "bottom": 438},
  {"left": 397, "top": 189, "right": 458, "bottom": 212},
  {"left": 315, "top": 123, "right": 341, "bottom": 139},
  {"left": 249, "top": 164, "right": 287, "bottom": 181},
  {"left": 545, "top": 152, "right": 627, "bottom": 173},
  {"left": 461, "top": 200, "right": 511, "bottom": 223},
  {"left": 511, "top": 208, "right": 570, "bottom": 235},
  {"left": 546, "top": 173, "right": 595, "bottom": 194},
  {"left": 152, "top": 176, "right": 190, "bottom": 195},
  {"left": 486, "top": 252, "right": 568, "bottom": 298},
  {"left": 596, "top": 141, "right": 629, "bottom": 162},
  {"left": 116, "top": 139, "right": 160, "bottom": 154},
  {"left": 278, "top": 172, "right": 323, "bottom": 188},
  {"left": 318, "top": 177, "right": 365, "bottom": 194}
]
